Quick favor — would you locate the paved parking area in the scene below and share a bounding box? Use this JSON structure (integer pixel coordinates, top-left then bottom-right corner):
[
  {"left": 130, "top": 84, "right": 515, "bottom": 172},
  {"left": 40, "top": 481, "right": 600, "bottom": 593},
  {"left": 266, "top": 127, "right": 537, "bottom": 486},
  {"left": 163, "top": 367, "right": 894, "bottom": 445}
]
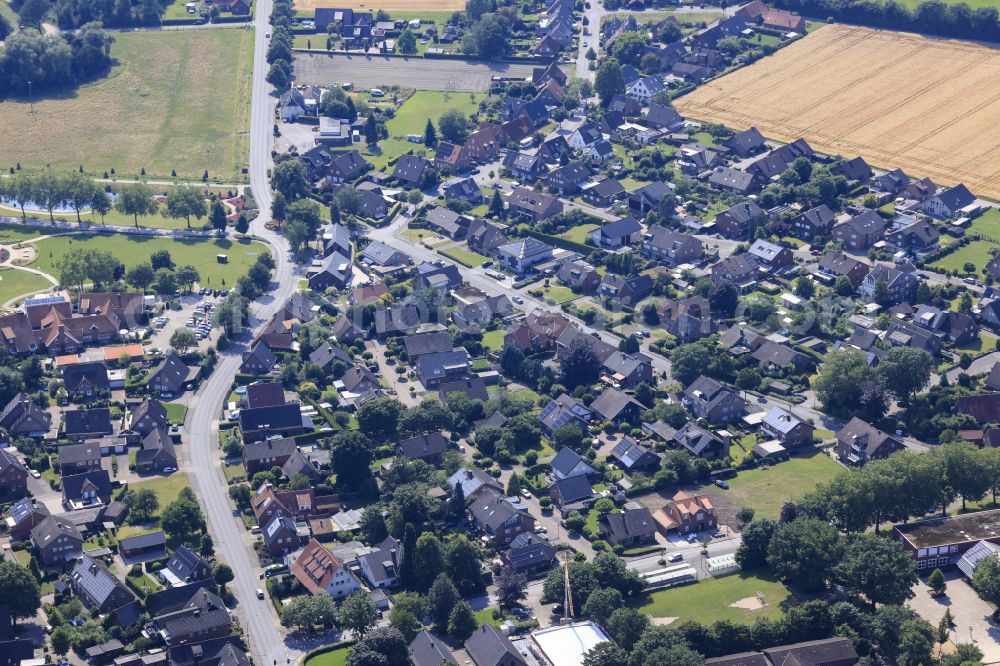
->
[
  {"left": 909, "top": 572, "right": 1000, "bottom": 662},
  {"left": 293, "top": 54, "right": 538, "bottom": 92}
]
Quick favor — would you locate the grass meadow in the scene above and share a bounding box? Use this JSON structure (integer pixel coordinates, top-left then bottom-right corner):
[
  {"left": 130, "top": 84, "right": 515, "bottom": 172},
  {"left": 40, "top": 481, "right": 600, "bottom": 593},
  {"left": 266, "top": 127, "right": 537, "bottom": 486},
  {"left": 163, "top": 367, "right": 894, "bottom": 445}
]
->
[{"left": 0, "top": 29, "right": 253, "bottom": 180}]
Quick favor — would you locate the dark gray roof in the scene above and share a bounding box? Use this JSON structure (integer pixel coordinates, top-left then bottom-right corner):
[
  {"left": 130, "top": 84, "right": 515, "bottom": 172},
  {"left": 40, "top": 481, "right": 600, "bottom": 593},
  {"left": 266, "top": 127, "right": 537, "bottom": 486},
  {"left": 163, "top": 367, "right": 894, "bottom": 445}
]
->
[
  {"left": 119, "top": 530, "right": 166, "bottom": 551},
  {"left": 396, "top": 432, "right": 448, "bottom": 459},
  {"left": 590, "top": 388, "right": 642, "bottom": 421},
  {"left": 308, "top": 342, "right": 351, "bottom": 369},
  {"left": 409, "top": 630, "right": 457, "bottom": 666},
  {"left": 58, "top": 442, "right": 101, "bottom": 466},
  {"left": 243, "top": 437, "right": 297, "bottom": 462},
  {"left": 602, "top": 507, "right": 656, "bottom": 541},
  {"left": 71, "top": 554, "right": 135, "bottom": 607},
  {"left": 64, "top": 407, "right": 112, "bottom": 437},
  {"left": 553, "top": 474, "right": 593, "bottom": 504},
  {"left": 238, "top": 403, "right": 308, "bottom": 433},
  {"left": 470, "top": 488, "right": 528, "bottom": 530},
  {"left": 31, "top": 514, "right": 82, "bottom": 547},
  {"left": 403, "top": 330, "right": 453, "bottom": 358},
  {"left": 63, "top": 361, "right": 110, "bottom": 393},
  {"left": 416, "top": 349, "right": 470, "bottom": 381},
  {"left": 504, "top": 532, "right": 557, "bottom": 569},
  {"left": 550, "top": 447, "right": 596, "bottom": 478},
  {"left": 166, "top": 545, "right": 212, "bottom": 583},
  {"left": 464, "top": 622, "right": 526, "bottom": 666},
  {"left": 62, "top": 469, "right": 113, "bottom": 500}
]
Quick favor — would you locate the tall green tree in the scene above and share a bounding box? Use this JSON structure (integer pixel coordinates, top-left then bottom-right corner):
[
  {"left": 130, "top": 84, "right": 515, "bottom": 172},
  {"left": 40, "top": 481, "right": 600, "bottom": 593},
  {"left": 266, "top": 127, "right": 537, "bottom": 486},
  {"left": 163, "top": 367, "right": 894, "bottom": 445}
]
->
[
  {"left": 766, "top": 518, "right": 843, "bottom": 591},
  {"left": 339, "top": 590, "right": 378, "bottom": 638},
  {"left": 595, "top": 59, "right": 625, "bottom": 107},
  {"left": 114, "top": 182, "right": 158, "bottom": 227},
  {"left": 165, "top": 187, "right": 208, "bottom": 230},
  {"left": 0, "top": 562, "right": 41, "bottom": 624},
  {"left": 833, "top": 533, "right": 917, "bottom": 607}
]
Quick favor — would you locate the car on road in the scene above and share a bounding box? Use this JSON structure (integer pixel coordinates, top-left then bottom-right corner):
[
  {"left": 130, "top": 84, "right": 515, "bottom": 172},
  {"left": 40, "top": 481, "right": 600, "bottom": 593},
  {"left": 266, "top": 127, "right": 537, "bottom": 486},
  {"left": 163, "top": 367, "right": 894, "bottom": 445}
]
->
[
  {"left": 256, "top": 589, "right": 265, "bottom": 599},
  {"left": 520, "top": 489, "right": 532, "bottom": 499},
  {"left": 715, "top": 479, "right": 729, "bottom": 489},
  {"left": 163, "top": 467, "right": 177, "bottom": 473},
  {"left": 667, "top": 553, "right": 683, "bottom": 562},
  {"left": 512, "top": 295, "right": 524, "bottom": 304},
  {"left": 250, "top": 525, "right": 261, "bottom": 535},
  {"left": 29, "top": 469, "right": 40, "bottom": 479},
  {"left": 712, "top": 530, "right": 726, "bottom": 538},
  {"left": 481, "top": 260, "right": 493, "bottom": 268},
  {"left": 535, "top": 525, "right": 547, "bottom": 534}
]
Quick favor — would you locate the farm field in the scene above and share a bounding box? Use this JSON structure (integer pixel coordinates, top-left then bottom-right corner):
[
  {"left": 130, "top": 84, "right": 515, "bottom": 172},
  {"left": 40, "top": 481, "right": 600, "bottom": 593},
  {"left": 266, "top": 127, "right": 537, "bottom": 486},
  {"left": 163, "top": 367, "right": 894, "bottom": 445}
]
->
[
  {"left": 675, "top": 24, "right": 1000, "bottom": 200},
  {"left": 635, "top": 572, "right": 790, "bottom": 624},
  {"left": 29, "top": 234, "right": 266, "bottom": 289},
  {"left": 0, "top": 29, "right": 253, "bottom": 181},
  {"left": 0, "top": 268, "right": 53, "bottom": 307},
  {"left": 710, "top": 449, "right": 841, "bottom": 520}
]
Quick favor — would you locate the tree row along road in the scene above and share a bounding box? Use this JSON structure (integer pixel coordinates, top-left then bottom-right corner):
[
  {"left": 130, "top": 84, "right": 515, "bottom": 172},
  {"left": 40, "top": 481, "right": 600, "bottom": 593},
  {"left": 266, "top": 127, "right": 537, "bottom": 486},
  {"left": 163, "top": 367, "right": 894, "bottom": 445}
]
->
[{"left": 184, "top": 0, "right": 304, "bottom": 664}]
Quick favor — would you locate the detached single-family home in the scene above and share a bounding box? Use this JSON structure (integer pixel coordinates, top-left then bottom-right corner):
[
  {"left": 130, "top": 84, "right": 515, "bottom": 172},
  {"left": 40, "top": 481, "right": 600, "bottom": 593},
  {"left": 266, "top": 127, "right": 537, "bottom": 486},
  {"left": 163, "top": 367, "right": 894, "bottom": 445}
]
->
[
  {"left": 653, "top": 491, "right": 717, "bottom": 534},
  {"left": 683, "top": 376, "right": 746, "bottom": 423},
  {"left": 760, "top": 407, "right": 813, "bottom": 448},
  {"left": 590, "top": 216, "right": 642, "bottom": 249},
  {"left": 600, "top": 506, "right": 656, "bottom": 546},
  {"left": 837, "top": 417, "right": 904, "bottom": 466}
]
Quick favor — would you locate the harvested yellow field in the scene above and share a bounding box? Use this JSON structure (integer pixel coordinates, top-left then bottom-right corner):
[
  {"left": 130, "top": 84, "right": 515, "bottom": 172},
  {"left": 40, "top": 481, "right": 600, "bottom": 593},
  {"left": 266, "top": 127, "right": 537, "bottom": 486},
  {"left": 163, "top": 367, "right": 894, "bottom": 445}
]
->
[
  {"left": 676, "top": 24, "right": 1000, "bottom": 200},
  {"left": 295, "top": 0, "right": 464, "bottom": 10}
]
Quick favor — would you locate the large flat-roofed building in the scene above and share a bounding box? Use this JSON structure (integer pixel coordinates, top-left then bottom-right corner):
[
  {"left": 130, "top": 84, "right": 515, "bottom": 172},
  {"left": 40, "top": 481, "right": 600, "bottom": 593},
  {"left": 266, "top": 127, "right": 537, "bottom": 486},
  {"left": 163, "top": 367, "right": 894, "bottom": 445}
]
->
[
  {"left": 893, "top": 508, "right": 1000, "bottom": 570},
  {"left": 527, "top": 622, "right": 610, "bottom": 666}
]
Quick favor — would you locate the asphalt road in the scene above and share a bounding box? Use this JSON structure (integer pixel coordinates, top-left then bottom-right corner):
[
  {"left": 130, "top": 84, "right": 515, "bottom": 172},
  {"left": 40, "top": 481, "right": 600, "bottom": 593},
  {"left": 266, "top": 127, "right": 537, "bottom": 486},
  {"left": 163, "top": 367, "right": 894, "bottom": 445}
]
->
[{"left": 184, "top": 2, "right": 305, "bottom": 664}]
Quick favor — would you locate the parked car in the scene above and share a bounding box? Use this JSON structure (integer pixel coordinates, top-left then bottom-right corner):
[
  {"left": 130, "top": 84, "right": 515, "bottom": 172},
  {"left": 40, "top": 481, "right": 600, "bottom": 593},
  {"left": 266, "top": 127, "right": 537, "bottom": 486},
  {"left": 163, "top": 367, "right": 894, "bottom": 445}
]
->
[
  {"left": 714, "top": 479, "right": 729, "bottom": 490},
  {"left": 29, "top": 469, "right": 40, "bottom": 479},
  {"left": 667, "top": 552, "right": 683, "bottom": 562},
  {"left": 256, "top": 589, "right": 265, "bottom": 599}
]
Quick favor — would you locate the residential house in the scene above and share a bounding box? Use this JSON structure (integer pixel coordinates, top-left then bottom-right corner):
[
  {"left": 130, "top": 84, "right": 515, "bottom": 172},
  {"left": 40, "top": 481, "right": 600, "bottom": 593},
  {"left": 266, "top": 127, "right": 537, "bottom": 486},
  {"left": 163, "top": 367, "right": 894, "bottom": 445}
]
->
[
  {"left": 816, "top": 252, "right": 869, "bottom": 287},
  {"left": 451, "top": 295, "right": 513, "bottom": 328},
  {"left": 715, "top": 201, "right": 765, "bottom": 239},
  {"left": 837, "top": 417, "right": 905, "bottom": 466},
  {"left": 923, "top": 183, "right": 976, "bottom": 219},
  {"left": 308, "top": 252, "right": 353, "bottom": 291},
  {"left": 63, "top": 361, "right": 110, "bottom": 399},
  {"left": 129, "top": 398, "right": 169, "bottom": 437},
  {"left": 610, "top": 437, "right": 660, "bottom": 472},
  {"left": 886, "top": 219, "right": 940, "bottom": 253},
  {"left": 585, "top": 139, "right": 616, "bottom": 163},
  {"left": 31, "top": 515, "right": 84, "bottom": 565},
  {"left": 603, "top": 351, "right": 654, "bottom": 388},
  {"left": 873, "top": 168, "right": 909, "bottom": 195},
  {"left": 860, "top": 263, "right": 917, "bottom": 304},
  {"left": 551, "top": 474, "right": 594, "bottom": 512},
  {"left": 148, "top": 352, "right": 197, "bottom": 397},
  {"left": 464, "top": 124, "right": 503, "bottom": 164},
  {"left": 239, "top": 403, "right": 311, "bottom": 443},
  {"left": 658, "top": 297, "right": 715, "bottom": 342},
  {"left": 434, "top": 141, "right": 470, "bottom": 174},
  {"left": 590, "top": 388, "right": 644, "bottom": 425},
  {"left": 760, "top": 407, "right": 813, "bottom": 448},
  {"left": 327, "top": 150, "right": 369, "bottom": 184},
  {"left": 469, "top": 488, "right": 535, "bottom": 547},
  {"left": 262, "top": 514, "right": 302, "bottom": 556},
  {"left": 626, "top": 75, "right": 666, "bottom": 103},
  {"left": 239, "top": 341, "right": 277, "bottom": 376},
  {"left": 747, "top": 239, "right": 794, "bottom": 274},
  {"left": 465, "top": 623, "right": 528, "bottom": 666},
  {"left": 538, "top": 393, "right": 593, "bottom": 435},
  {"left": 4, "top": 497, "right": 50, "bottom": 540},
  {"left": 58, "top": 442, "right": 102, "bottom": 476},
  {"left": 290, "top": 538, "right": 362, "bottom": 598},
  {"left": 64, "top": 408, "right": 112, "bottom": 441},
  {"left": 629, "top": 181, "right": 674, "bottom": 216},
  {"left": 409, "top": 631, "right": 458, "bottom": 666},
  {"left": 62, "top": 469, "right": 112, "bottom": 508},
  {"left": 569, "top": 122, "right": 603, "bottom": 150},
  {"left": 885, "top": 319, "right": 941, "bottom": 354},
  {"left": 415, "top": 349, "right": 471, "bottom": 389},
  {"left": 153, "top": 587, "right": 231, "bottom": 646},
  {"left": 162, "top": 546, "right": 212, "bottom": 587},
  {"left": 683, "top": 375, "right": 746, "bottom": 423},
  {"left": 467, "top": 219, "right": 508, "bottom": 256},
  {"left": 546, "top": 161, "right": 592, "bottom": 195},
  {"left": 912, "top": 305, "right": 979, "bottom": 346},
  {"left": 641, "top": 228, "right": 704, "bottom": 266},
  {"left": 830, "top": 156, "right": 873, "bottom": 184},
  {"left": 500, "top": 532, "right": 557, "bottom": 575},
  {"left": 504, "top": 310, "right": 572, "bottom": 354},
  {"left": 645, "top": 103, "right": 684, "bottom": 130},
  {"left": 425, "top": 206, "right": 469, "bottom": 240},
  {"left": 499, "top": 238, "right": 554, "bottom": 274},
  {"left": 550, "top": 447, "right": 598, "bottom": 481},
  {"left": 448, "top": 467, "right": 503, "bottom": 499},
  {"left": 246, "top": 382, "right": 286, "bottom": 409},
  {"left": 242, "top": 437, "right": 297, "bottom": 476},
  {"left": 358, "top": 536, "right": 402, "bottom": 589},
  {"left": 393, "top": 154, "right": 432, "bottom": 188},
  {"left": 591, "top": 216, "right": 642, "bottom": 248},
  {"left": 506, "top": 187, "right": 563, "bottom": 222},
  {"left": 653, "top": 491, "right": 717, "bottom": 534},
  {"left": 832, "top": 210, "right": 886, "bottom": 250},
  {"left": 136, "top": 429, "right": 177, "bottom": 473},
  {"left": 71, "top": 555, "right": 137, "bottom": 614},
  {"left": 359, "top": 241, "right": 410, "bottom": 269},
  {"left": 0, "top": 394, "right": 51, "bottom": 438},
  {"left": 708, "top": 167, "right": 761, "bottom": 195},
  {"left": 598, "top": 273, "right": 653, "bottom": 306},
  {"left": 0, "top": 449, "right": 27, "bottom": 499},
  {"left": 752, "top": 340, "right": 812, "bottom": 374},
  {"left": 711, "top": 255, "right": 758, "bottom": 291},
  {"left": 557, "top": 261, "right": 601, "bottom": 292},
  {"left": 790, "top": 205, "right": 835, "bottom": 241},
  {"left": 600, "top": 506, "right": 656, "bottom": 546},
  {"left": 444, "top": 177, "right": 485, "bottom": 204},
  {"left": 395, "top": 432, "right": 448, "bottom": 465},
  {"left": 723, "top": 127, "right": 766, "bottom": 156}
]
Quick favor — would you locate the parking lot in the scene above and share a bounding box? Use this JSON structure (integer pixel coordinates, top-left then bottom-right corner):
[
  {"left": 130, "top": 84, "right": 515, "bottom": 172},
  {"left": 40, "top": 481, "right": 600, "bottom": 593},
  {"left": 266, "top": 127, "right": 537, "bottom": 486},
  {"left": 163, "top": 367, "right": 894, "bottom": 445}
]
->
[
  {"left": 293, "top": 53, "right": 539, "bottom": 92},
  {"left": 148, "top": 291, "right": 222, "bottom": 351}
]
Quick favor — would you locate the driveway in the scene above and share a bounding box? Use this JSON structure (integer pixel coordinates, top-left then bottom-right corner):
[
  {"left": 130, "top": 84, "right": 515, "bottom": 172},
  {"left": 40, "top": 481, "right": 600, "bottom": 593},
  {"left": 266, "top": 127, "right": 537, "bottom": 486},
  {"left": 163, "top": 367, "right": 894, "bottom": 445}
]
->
[{"left": 909, "top": 573, "right": 1000, "bottom": 663}]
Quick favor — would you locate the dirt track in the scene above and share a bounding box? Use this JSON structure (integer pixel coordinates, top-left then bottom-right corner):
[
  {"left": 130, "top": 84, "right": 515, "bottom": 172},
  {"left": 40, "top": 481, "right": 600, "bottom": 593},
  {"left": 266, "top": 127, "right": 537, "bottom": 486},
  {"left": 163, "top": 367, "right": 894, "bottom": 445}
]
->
[{"left": 675, "top": 24, "right": 1000, "bottom": 200}]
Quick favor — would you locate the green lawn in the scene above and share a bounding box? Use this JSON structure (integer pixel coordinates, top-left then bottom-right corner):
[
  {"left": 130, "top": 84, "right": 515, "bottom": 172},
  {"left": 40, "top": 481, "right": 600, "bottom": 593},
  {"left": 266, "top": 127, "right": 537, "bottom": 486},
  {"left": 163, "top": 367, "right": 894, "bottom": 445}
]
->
[
  {"left": 635, "top": 572, "right": 790, "bottom": 624},
  {"left": 5, "top": 194, "right": 229, "bottom": 231},
  {"left": 224, "top": 464, "right": 246, "bottom": 481},
  {"left": 164, "top": 402, "right": 188, "bottom": 424},
  {"left": 718, "top": 449, "right": 841, "bottom": 519},
  {"left": 304, "top": 647, "right": 351, "bottom": 666},
  {"left": 691, "top": 131, "right": 717, "bottom": 147},
  {"left": 0, "top": 222, "right": 54, "bottom": 243},
  {"left": 969, "top": 207, "right": 1000, "bottom": 240},
  {"left": 540, "top": 285, "right": 577, "bottom": 304},
  {"left": 482, "top": 329, "right": 507, "bottom": 352},
  {"left": 474, "top": 608, "right": 508, "bottom": 627},
  {"left": 0, "top": 267, "right": 53, "bottom": 306},
  {"left": 561, "top": 223, "right": 599, "bottom": 244},
  {"left": 387, "top": 91, "right": 484, "bottom": 137},
  {"left": 439, "top": 246, "right": 489, "bottom": 268},
  {"left": 127, "top": 473, "right": 192, "bottom": 517},
  {"left": 957, "top": 330, "right": 998, "bottom": 353},
  {"left": 30, "top": 234, "right": 266, "bottom": 289},
  {"left": 930, "top": 240, "right": 996, "bottom": 273},
  {"left": 0, "top": 29, "right": 253, "bottom": 180}
]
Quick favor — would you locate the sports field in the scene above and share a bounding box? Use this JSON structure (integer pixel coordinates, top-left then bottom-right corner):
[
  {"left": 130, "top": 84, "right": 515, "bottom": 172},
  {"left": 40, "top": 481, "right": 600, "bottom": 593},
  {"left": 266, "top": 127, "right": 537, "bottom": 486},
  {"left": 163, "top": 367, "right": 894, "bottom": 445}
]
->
[
  {"left": 676, "top": 24, "right": 1000, "bottom": 200},
  {"left": 0, "top": 29, "right": 252, "bottom": 181}
]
